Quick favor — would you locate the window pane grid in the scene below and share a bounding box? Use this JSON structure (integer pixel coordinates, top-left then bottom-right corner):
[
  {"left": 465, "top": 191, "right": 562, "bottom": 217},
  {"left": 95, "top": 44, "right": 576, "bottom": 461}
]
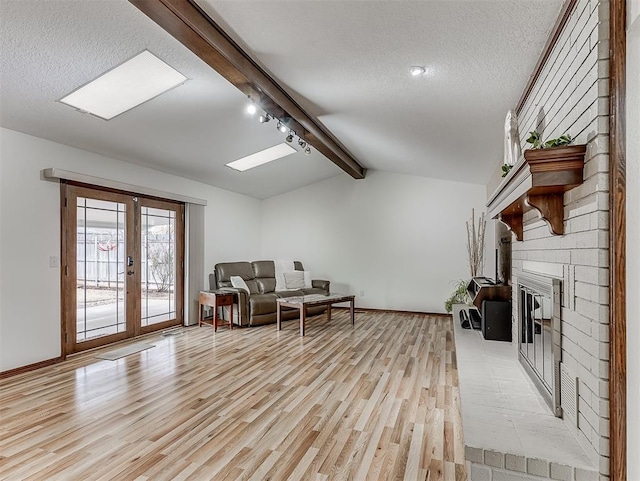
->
[
  {"left": 141, "top": 206, "right": 177, "bottom": 327},
  {"left": 75, "top": 197, "right": 126, "bottom": 342}
]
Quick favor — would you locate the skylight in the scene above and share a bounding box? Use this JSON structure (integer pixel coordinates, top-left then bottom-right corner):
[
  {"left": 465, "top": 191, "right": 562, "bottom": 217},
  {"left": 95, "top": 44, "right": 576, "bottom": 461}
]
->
[
  {"left": 59, "top": 50, "right": 187, "bottom": 120},
  {"left": 226, "top": 143, "right": 297, "bottom": 172}
]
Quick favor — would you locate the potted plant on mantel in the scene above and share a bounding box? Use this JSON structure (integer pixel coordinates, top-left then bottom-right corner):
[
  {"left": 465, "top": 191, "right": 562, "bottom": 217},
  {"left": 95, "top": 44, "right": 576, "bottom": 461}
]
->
[
  {"left": 501, "top": 131, "right": 586, "bottom": 177},
  {"left": 497, "top": 130, "right": 587, "bottom": 239},
  {"left": 523, "top": 130, "right": 587, "bottom": 164}
]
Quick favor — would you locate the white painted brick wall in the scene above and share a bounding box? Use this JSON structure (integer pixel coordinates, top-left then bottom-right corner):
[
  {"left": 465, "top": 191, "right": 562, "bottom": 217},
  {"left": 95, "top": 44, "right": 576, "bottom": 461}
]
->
[
  {"left": 510, "top": 0, "right": 610, "bottom": 476},
  {"left": 467, "top": 455, "right": 600, "bottom": 481}
]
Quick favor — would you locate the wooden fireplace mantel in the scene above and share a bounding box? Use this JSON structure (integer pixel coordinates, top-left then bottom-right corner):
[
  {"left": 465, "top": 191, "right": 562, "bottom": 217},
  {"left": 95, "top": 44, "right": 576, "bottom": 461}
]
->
[{"left": 486, "top": 144, "right": 587, "bottom": 241}]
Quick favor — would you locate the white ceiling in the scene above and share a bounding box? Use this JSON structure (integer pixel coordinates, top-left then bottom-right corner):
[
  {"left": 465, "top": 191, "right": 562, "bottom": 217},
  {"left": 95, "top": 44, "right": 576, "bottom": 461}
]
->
[{"left": 0, "top": 0, "right": 563, "bottom": 199}]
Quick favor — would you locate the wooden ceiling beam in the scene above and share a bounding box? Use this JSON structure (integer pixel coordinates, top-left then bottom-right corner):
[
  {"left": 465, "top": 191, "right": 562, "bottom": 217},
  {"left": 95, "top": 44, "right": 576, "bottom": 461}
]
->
[{"left": 129, "top": 0, "right": 366, "bottom": 179}]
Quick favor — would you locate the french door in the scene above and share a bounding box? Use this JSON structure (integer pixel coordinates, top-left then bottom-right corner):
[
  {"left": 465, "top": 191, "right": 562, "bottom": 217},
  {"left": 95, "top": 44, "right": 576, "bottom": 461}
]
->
[{"left": 61, "top": 183, "right": 184, "bottom": 355}]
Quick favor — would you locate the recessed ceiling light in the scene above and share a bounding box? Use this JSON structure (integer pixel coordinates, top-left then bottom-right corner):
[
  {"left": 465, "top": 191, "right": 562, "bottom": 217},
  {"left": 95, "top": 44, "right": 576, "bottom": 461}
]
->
[
  {"left": 246, "top": 102, "right": 257, "bottom": 115},
  {"left": 59, "top": 50, "right": 187, "bottom": 120},
  {"left": 225, "top": 143, "right": 297, "bottom": 172},
  {"left": 409, "top": 65, "right": 426, "bottom": 76}
]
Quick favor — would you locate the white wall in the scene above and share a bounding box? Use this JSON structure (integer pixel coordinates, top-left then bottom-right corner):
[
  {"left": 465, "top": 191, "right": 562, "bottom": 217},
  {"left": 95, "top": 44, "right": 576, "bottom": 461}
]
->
[
  {"left": 626, "top": 1, "right": 639, "bottom": 478},
  {"left": 0, "top": 128, "right": 262, "bottom": 371},
  {"left": 261, "top": 171, "right": 488, "bottom": 313}
]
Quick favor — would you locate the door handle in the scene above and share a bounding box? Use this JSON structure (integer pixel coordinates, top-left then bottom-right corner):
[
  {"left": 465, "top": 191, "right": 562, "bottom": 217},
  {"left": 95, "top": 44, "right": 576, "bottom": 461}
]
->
[{"left": 127, "top": 270, "right": 134, "bottom": 276}]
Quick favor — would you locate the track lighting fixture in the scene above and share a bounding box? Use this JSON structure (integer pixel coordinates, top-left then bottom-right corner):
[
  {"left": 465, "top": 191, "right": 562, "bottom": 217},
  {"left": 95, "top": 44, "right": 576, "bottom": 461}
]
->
[
  {"left": 285, "top": 130, "right": 296, "bottom": 143},
  {"left": 254, "top": 112, "right": 310, "bottom": 155}
]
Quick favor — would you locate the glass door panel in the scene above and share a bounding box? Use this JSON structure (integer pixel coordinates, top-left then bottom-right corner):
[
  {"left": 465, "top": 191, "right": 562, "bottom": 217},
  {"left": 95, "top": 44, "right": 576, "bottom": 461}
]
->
[
  {"left": 62, "top": 184, "right": 183, "bottom": 355},
  {"left": 519, "top": 289, "right": 526, "bottom": 355},
  {"left": 533, "top": 294, "right": 544, "bottom": 376},
  {"left": 141, "top": 206, "right": 177, "bottom": 327},
  {"left": 542, "top": 296, "right": 553, "bottom": 388},
  {"left": 526, "top": 291, "right": 534, "bottom": 361},
  {"left": 76, "top": 197, "right": 127, "bottom": 341}
]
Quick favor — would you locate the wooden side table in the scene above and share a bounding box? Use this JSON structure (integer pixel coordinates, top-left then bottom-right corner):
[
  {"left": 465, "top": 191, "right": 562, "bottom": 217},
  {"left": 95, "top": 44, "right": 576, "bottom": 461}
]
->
[{"left": 198, "top": 291, "right": 234, "bottom": 332}]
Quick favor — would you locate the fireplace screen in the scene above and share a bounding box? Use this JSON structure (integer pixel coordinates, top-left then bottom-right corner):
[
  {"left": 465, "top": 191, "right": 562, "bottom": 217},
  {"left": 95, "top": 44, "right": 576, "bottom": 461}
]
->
[{"left": 517, "top": 272, "right": 562, "bottom": 417}]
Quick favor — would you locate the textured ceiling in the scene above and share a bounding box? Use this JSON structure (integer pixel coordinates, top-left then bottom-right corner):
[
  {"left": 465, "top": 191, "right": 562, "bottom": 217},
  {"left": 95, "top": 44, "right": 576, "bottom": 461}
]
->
[
  {"left": 0, "top": 0, "right": 343, "bottom": 199},
  {"left": 0, "top": 0, "right": 563, "bottom": 199}
]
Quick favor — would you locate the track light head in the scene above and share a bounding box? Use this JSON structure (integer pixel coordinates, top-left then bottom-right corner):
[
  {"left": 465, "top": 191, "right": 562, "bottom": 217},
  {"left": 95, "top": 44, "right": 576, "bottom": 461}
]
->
[
  {"left": 286, "top": 133, "right": 294, "bottom": 143},
  {"left": 305, "top": 147, "right": 311, "bottom": 155},
  {"left": 277, "top": 121, "right": 287, "bottom": 133},
  {"left": 246, "top": 96, "right": 257, "bottom": 115},
  {"left": 258, "top": 113, "right": 271, "bottom": 123},
  {"left": 298, "top": 139, "right": 307, "bottom": 149}
]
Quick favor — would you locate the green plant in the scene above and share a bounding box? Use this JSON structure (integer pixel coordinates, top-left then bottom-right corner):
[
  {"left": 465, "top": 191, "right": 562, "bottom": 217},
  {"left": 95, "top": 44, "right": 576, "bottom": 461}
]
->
[
  {"left": 526, "top": 130, "right": 573, "bottom": 149},
  {"left": 501, "top": 164, "right": 513, "bottom": 177},
  {"left": 543, "top": 134, "right": 572, "bottom": 148},
  {"left": 525, "top": 130, "right": 543, "bottom": 149},
  {"left": 444, "top": 279, "right": 471, "bottom": 313}
]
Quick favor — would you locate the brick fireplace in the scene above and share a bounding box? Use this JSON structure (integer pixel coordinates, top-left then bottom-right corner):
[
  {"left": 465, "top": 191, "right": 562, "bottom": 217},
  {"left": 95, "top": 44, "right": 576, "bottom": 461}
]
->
[{"left": 484, "top": 0, "right": 612, "bottom": 477}]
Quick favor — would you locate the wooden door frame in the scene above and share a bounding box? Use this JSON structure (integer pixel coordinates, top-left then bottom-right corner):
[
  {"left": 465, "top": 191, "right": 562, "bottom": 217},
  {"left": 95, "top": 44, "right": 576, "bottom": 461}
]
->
[
  {"left": 609, "top": 0, "right": 626, "bottom": 478},
  {"left": 60, "top": 181, "right": 185, "bottom": 357},
  {"left": 61, "top": 183, "right": 134, "bottom": 355}
]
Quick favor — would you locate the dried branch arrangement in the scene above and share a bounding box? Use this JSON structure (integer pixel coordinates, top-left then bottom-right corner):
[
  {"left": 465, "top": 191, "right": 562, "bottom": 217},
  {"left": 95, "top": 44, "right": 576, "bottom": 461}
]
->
[{"left": 466, "top": 209, "right": 486, "bottom": 278}]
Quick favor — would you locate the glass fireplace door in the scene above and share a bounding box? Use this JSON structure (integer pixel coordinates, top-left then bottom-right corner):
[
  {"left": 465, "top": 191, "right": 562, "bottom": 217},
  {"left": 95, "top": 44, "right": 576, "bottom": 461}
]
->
[{"left": 517, "top": 272, "right": 562, "bottom": 416}]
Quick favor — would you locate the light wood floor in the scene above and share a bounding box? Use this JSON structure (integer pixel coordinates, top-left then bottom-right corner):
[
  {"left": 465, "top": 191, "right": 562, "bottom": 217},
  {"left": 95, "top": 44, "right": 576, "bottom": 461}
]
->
[{"left": 0, "top": 310, "right": 466, "bottom": 481}]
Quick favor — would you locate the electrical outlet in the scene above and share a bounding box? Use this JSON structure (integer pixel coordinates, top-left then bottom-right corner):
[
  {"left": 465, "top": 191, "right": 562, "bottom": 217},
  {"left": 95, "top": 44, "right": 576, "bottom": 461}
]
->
[
  {"left": 49, "top": 256, "right": 59, "bottom": 268},
  {"left": 359, "top": 290, "right": 365, "bottom": 297}
]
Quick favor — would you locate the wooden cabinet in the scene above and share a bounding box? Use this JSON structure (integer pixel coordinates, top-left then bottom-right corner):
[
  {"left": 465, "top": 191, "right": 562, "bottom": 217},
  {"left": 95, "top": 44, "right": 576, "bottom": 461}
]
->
[{"left": 466, "top": 277, "right": 511, "bottom": 310}]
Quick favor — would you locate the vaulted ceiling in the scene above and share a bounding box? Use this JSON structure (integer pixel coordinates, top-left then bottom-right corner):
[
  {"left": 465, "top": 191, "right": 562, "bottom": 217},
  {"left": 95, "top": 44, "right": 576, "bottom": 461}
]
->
[{"left": 0, "top": 0, "right": 563, "bottom": 199}]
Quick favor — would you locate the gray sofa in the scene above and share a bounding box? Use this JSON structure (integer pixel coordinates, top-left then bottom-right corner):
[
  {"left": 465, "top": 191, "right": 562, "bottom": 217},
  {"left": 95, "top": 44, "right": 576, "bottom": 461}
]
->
[{"left": 210, "top": 260, "right": 330, "bottom": 326}]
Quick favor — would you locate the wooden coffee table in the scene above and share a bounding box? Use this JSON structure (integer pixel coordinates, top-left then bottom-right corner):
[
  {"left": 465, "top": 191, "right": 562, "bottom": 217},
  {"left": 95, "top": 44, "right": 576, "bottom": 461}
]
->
[{"left": 276, "top": 293, "right": 355, "bottom": 336}]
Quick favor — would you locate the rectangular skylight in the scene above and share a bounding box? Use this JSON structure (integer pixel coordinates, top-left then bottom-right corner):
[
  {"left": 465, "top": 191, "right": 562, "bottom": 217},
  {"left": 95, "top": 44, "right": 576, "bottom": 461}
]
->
[
  {"left": 226, "top": 143, "right": 297, "bottom": 171},
  {"left": 59, "top": 50, "right": 187, "bottom": 120}
]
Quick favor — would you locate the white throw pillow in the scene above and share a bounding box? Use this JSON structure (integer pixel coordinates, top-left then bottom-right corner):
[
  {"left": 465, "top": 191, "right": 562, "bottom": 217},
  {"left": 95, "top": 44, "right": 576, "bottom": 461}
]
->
[
  {"left": 283, "top": 271, "right": 305, "bottom": 290},
  {"left": 230, "top": 275, "right": 250, "bottom": 293},
  {"left": 303, "top": 271, "right": 312, "bottom": 288},
  {"left": 275, "top": 259, "right": 295, "bottom": 291}
]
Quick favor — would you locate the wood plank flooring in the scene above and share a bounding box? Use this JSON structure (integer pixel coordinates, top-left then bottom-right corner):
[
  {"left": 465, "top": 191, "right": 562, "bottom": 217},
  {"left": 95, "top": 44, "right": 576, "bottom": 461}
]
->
[{"left": 0, "top": 311, "right": 466, "bottom": 481}]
